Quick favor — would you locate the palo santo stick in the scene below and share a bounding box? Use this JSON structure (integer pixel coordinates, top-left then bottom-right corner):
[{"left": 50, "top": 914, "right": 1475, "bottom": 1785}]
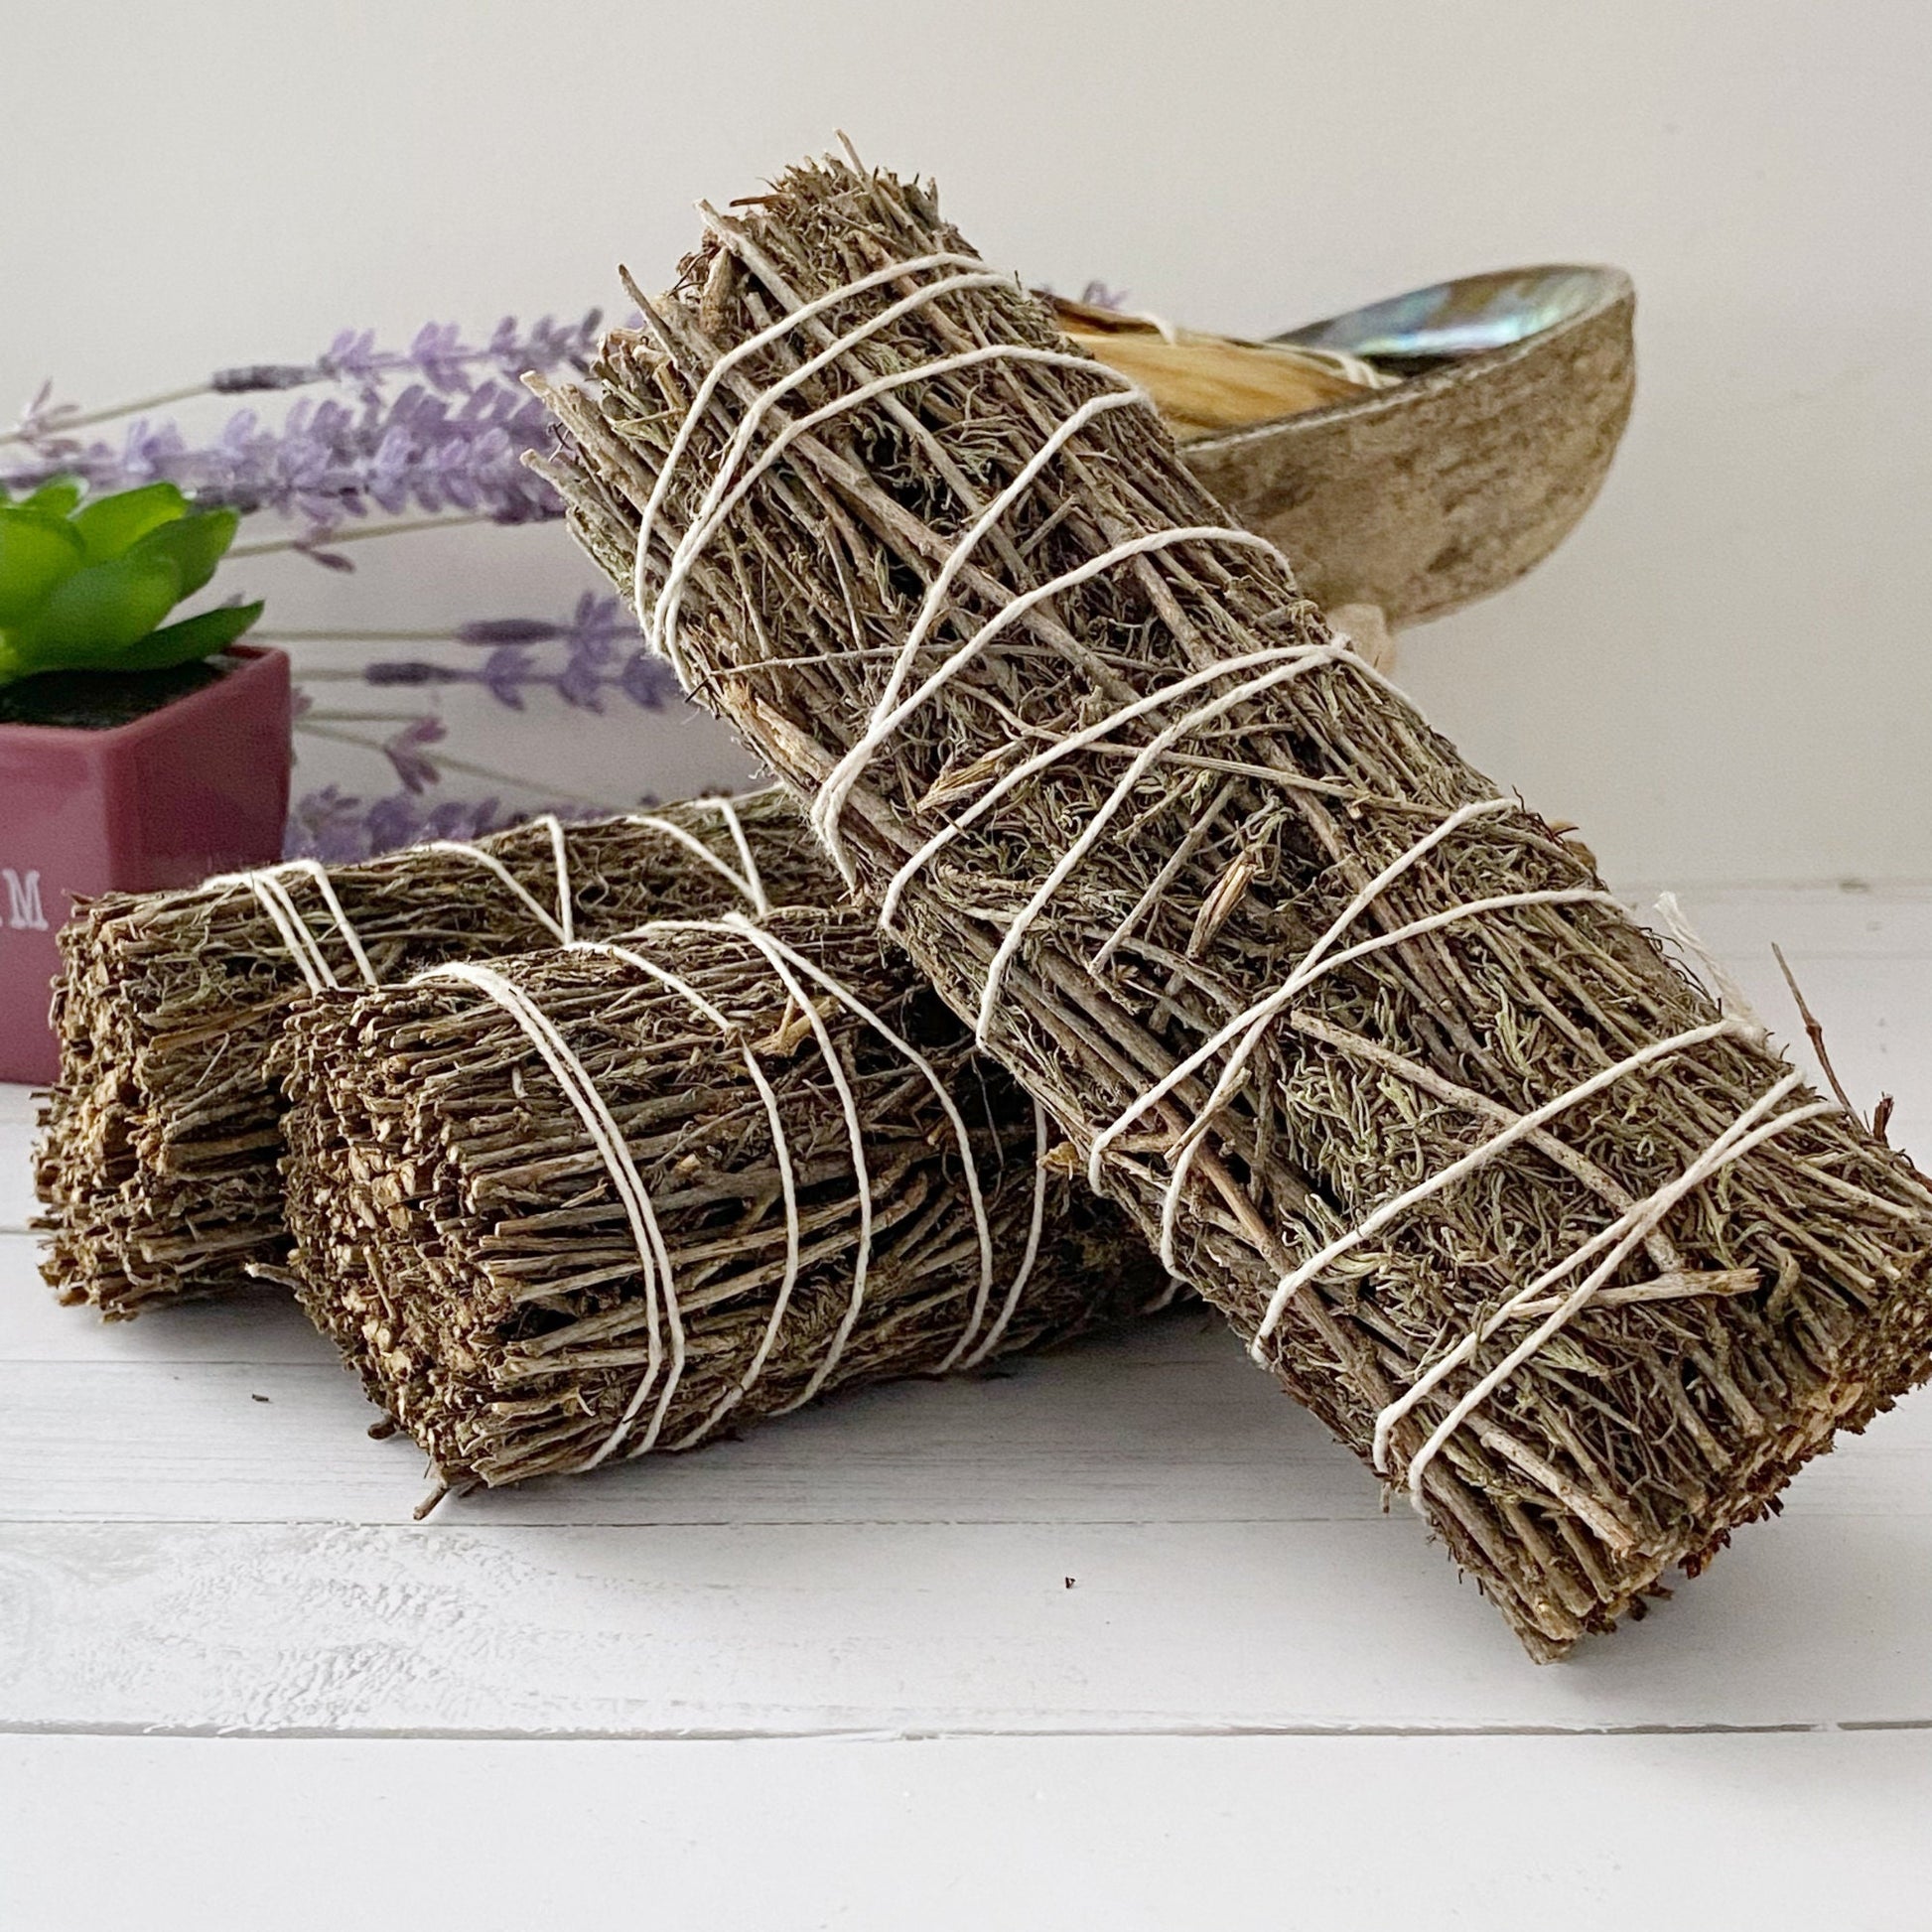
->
[{"left": 1046, "top": 294, "right": 1388, "bottom": 437}]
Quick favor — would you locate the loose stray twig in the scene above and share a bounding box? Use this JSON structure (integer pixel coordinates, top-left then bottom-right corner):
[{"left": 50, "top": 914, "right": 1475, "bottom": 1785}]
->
[
  {"left": 1771, "top": 942, "right": 1863, "bottom": 1121},
  {"left": 1770, "top": 945, "right": 1924, "bottom": 1187}
]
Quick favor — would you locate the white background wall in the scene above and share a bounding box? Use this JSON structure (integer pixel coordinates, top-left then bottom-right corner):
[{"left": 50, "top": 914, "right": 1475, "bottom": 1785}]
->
[{"left": 4, "top": 0, "right": 1927, "bottom": 885}]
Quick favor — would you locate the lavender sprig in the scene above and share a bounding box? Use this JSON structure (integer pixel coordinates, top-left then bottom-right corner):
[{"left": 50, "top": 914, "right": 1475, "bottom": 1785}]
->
[
  {"left": 285, "top": 781, "right": 651, "bottom": 863},
  {"left": 352, "top": 594, "right": 678, "bottom": 714},
  {"left": 2, "top": 378, "right": 564, "bottom": 542},
  {"left": 285, "top": 782, "right": 522, "bottom": 863},
  {"left": 4, "top": 312, "right": 600, "bottom": 451}
]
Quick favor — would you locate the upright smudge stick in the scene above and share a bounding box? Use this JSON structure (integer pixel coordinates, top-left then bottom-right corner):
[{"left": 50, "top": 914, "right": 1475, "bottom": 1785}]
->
[{"left": 534, "top": 151, "right": 1932, "bottom": 1655}]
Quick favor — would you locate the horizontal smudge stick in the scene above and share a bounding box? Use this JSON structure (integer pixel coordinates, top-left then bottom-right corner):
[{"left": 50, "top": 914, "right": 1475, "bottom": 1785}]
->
[
  {"left": 278, "top": 910, "right": 1169, "bottom": 1490},
  {"left": 38, "top": 791, "right": 832, "bottom": 1313}
]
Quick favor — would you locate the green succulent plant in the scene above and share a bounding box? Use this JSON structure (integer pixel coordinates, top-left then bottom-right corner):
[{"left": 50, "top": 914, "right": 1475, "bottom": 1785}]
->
[{"left": 0, "top": 479, "right": 262, "bottom": 690}]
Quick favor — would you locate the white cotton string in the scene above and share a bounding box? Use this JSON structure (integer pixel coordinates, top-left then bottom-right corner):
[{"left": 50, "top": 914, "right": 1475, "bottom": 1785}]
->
[
  {"left": 621, "top": 245, "right": 1286, "bottom": 912},
  {"left": 1371, "top": 1067, "right": 1815, "bottom": 1479},
  {"left": 1392, "top": 1086, "right": 1837, "bottom": 1505},
  {"left": 657, "top": 317, "right": 1136, "bottom": 669},
  {"left": 691, "top": 794, "right": 771, "bottom": 915},
  {"left": 1654, "top": 891, "right": 1774, "bottom": 1050},
  {"left": 540, "top": 815, "right": 575, "bottom": 945},
  {"left": 877, "top": 643, "right": 1337, "bottom": 930},
  {"left": 629, "top": 247, "right": 991, "bottom": 624},
  {"left": 627, "top": 918, "right": 882, "bottom": 1409},
  {"left": 621, "top": 811, "right": 766, "bottom": 909},
  {"left": 815, "top": 523, "right": 1282, "bottom": 886},
  {"left": 273, "top": 860, "right": 378, "bottom": 986},
  {"left": 971, "top": 647, "right": 1352, "bottom": 1044},
  {"left": 706, "top": 910, "right": 1001, "bottom": 1373},
  {"left": 647, "top": 277, "right": 1098, "bottom": 655},
  {"left": 209, "top": 871, "right": 332, "bottom": 992},
  {"left": 649, "top": 338, "right": 1134, "bottom": 683},
  {"left": 255, "top": 875, "right": 334, "bottom": 990},
  {"left": 571, "top": 937, "right": 801, "bottom": 1450},
  {"left": 1250, "top": 1016, "right": 1752, "bottom": 1358},
  {"left": 416, "top": 840, "right": 569, "bottom": 944},
  {"left": 1089, "top": 796, "right": 1518, "bottom": 1196},
  {"left": 958, "top": 1098, "right": 1052, "bottom": 1370},
  {"left": 1096, "top": 800, "right": 1613, "bottom": 1268},
  {"left": 206, "top": 859, "right": 380, "bottom": 991},
  {"left": 1153, "top": 884, "right": 1625, "bottom": 1270},
  {"left": 693, "top": 919, "right": 876, "bottom": 1409},
  {"left": 636, "top": 243, "right": 1135, "bottom": 673},
  {"left": 810, "top": 392, "right": 1210, "bottom": 874},
  {"left": 647, "top": 268, "right": 1007, "bottom": 664},
  {"left": 414, "top": 960, "right": 684, "bottom": 1465}
]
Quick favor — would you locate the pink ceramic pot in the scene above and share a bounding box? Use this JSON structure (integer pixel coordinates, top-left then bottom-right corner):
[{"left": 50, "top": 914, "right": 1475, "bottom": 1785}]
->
[{"left": 0, "top": 645, "right": 292, "bottom": 1085}]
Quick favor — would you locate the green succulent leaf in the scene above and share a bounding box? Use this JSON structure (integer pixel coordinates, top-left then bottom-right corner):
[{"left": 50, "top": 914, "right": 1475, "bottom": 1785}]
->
[
  {"left": 21, "top": 479, "right": 84, "bottom": 519},
  {"left": 69, "top": 482, "right": 190, "bottom": 564},
  {"left": 113, "top": 599, "right": 264, "bottom": 671},
  {"left": 0, "top": 482, "right": 261, "bottom": 681},
  {"left": 129, "top": 507, "right": 240, "bottom": 601},
  {"left": 6, "top": 552, "right": 186, "bottom": 671},
  {"left": 0, "top": 506, "right": 86, "bottom": 622}
]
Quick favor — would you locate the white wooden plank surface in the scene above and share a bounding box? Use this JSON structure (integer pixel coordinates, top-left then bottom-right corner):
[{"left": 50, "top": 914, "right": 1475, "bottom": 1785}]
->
[
  {"left": 0, "top": 886, "right": 1927, "bottom": 1920},
  {"left": 0, "top": 1097, "right": 35, "bottom": 1233},
  {"left": 4, "top": 1731, "right": 1929, "bottom": 1932}
]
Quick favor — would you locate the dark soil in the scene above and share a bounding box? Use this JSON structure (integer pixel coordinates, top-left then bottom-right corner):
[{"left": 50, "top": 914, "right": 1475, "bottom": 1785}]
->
[{"left": 0, "top": 655, "right": 232, "bottom": 731}]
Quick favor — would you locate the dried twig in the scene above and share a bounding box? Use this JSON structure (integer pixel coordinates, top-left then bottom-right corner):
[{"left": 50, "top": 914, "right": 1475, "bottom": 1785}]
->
[{"left": 1771, "top": 942, "right": 1862, "bottom": 1120}]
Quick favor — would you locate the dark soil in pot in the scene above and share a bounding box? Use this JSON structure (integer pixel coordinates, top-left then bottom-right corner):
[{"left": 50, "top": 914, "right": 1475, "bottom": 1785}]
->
[{"left": 0, "top": 655, "right": 233, "bottom": 732}]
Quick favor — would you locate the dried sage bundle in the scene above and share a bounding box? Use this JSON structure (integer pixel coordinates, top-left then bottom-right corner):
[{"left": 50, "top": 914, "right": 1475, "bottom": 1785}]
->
[
  {"left": 534, "top": 151, "right": 1932, "bottom": 1654},
  {"left": 38, "top": 791, "right": 828, "bottom": 1313},
  {"left": 279, "top": 909, "right": 1167, "bottom": 1489}
]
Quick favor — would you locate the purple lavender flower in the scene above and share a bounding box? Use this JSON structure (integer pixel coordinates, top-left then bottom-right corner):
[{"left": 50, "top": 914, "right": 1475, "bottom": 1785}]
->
[
  {"left": 566, "top": 590, "right": 630, "bottom": 656},
  {"left": 11, "top": 313, "right": 599, "bottom": 443},
  {"left": 3, "top": 314, "right": 600, "bottom": 542},
  {"left": 315, "top": 330, "right": 385, "bottom": 391},
  {"left": 354, "top": 597, "right": 677, "bottom": 718},
  {"left": 285, "top": 783, "right": 622, "bottom": 862},
  {"left": 555, "top": 648, "right": 610, "bottom": 712},
  {"left": 383, "top": 716, "right": 447, "bottom": 792},
  {"left": 480, "top": 645, "right": 536, "bottom": 710},
  {"left": 363, "top": 790, "right": 429, "bottom": 855},
  {"left": 408, "top": 322, "right": 477, "bottom": 395},
  {"left": 620, "top": 650, "right": 679, "bottom": 711},
  {"left": 285, "top": 785, "right": 372, "bottom": 863}
]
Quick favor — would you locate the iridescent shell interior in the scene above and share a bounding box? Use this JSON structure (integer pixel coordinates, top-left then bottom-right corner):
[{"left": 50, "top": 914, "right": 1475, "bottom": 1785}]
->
[{"left": 1276, "top": 265, "right": 1616, "bottom": 375}]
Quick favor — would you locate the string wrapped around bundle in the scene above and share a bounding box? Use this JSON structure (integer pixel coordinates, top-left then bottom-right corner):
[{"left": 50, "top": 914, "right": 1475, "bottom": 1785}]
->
[
  {"left": 38, "top": 790, "right": 831, "bottom": 1314},
  {"left": 532, "top": 150, "right": 1932, "bottom": 1655},
  {"left": 278, "top": 908, "right": 1169, "bottom": 1489}
]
